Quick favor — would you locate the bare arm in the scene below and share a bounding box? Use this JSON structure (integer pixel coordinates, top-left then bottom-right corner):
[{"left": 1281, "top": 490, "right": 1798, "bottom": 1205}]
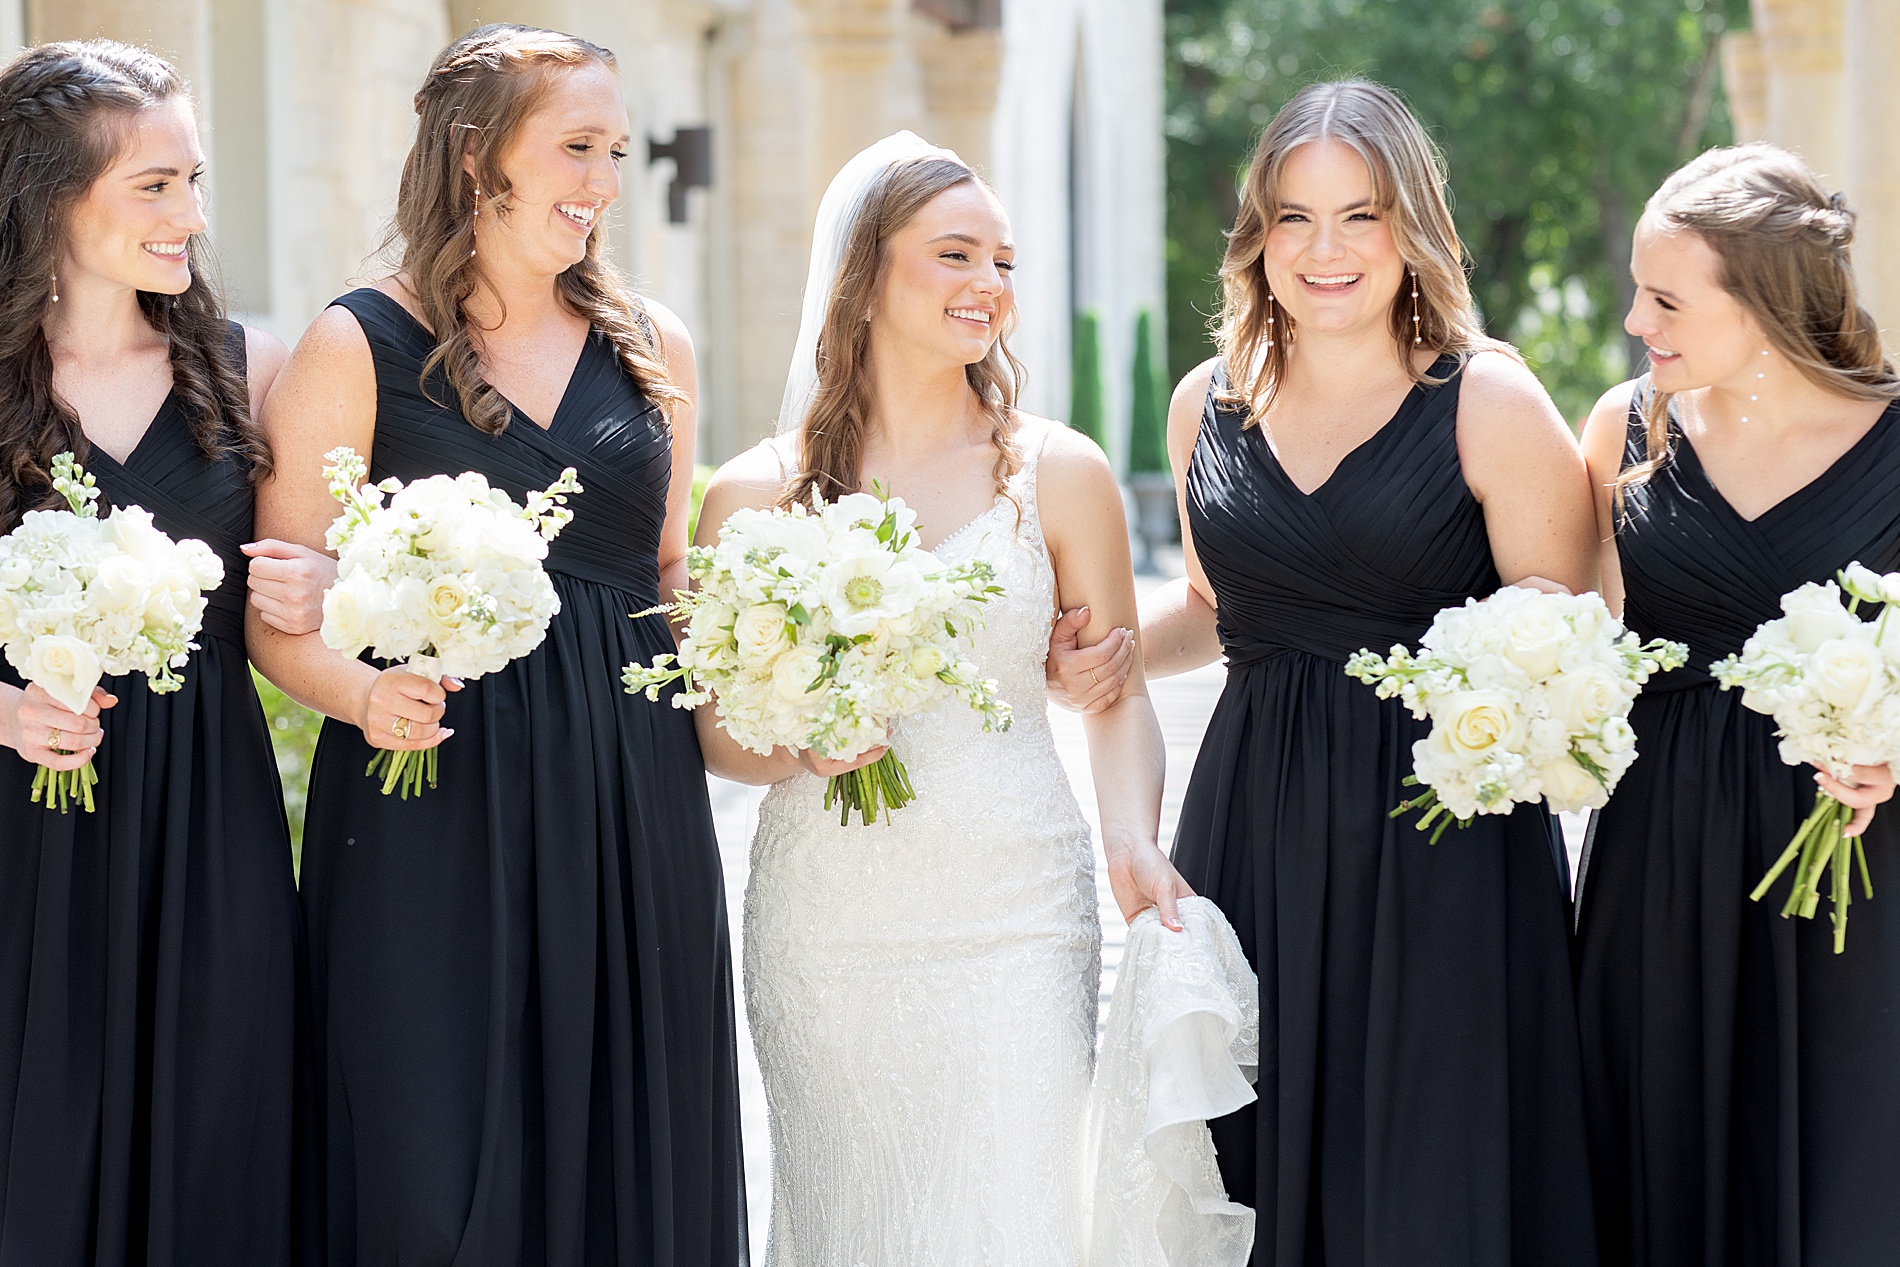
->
[
  {"left": 1578, "top": 380, "right": 1638, "bottom": 617},
  {"left": 643, "top": 299, "right": 699, "bottom": 622},
  {"left": 237, "top": 323, "right": 339, "bottom": 636},
  {"left": 1456, "top": 349, "right": 1598, "bottom": 597},
  {"left": 246, "top": 301, "right": 455, "bottom": 754},
  {"left": 1038, "top": 423, "right": 1193, "bottom": 928}
]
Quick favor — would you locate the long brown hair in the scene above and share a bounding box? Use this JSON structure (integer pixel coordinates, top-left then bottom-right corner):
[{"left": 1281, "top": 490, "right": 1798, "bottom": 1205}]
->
[
  {"left": 1216, "top": 79, "right": 1501, "bottom": 425},
  {"left": 388, "top": 23, "right": 681, "bottom": 434},
  {"left": 1620, "top": 143, "right": 1900, "bottom": 495},
  {"left": 0, "top": 40, "right": 264, "bottom": 531},
  {"left": 781, "top": 155, "right": 1025, "bottom": 509}
]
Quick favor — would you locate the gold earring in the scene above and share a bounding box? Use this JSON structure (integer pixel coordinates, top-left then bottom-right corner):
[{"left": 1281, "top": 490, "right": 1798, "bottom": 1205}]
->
[
  {"left": 50, "top": 272, "right": 58, "bottom": 304},
  {"left": 470, "top": 187, "right": 482, "bottom": 258},
  {"left": 1410, "top": 270, "right": 1422, "bottom": 345},
  {"left": 1265, "top": 291, "right": 1275, "bottom": 351}
]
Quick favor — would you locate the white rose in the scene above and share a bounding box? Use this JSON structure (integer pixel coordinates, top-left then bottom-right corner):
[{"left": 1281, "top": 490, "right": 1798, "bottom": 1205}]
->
[
  {"left": 908, "top": 645, "right": 945, "bottom": 678},
  {"left": 424, "top": 576, "right": 469, "bottom": 627},
  {"left": 28, "top": 634, "right": 102, "bottom": 714},
  {"left": 1538, "top": 755, "right": 1607, "bottom": 813},
  {"left": 1543, "top": 667, "right": 1624, "bottom": 734},
  {"left": 1810, "top": 635, "right": 1885, "bottom": 712},
  {"left": 1433, "top": 690, "right": 1526, "bottom": 760},
  {"left": 734, "top": 603, "right": 792, "bottom": 667},
  {"left": 92, "top": 553, "right": 152, "bottom": 615},
  {"left": 1498, "top": 595, "right": 1571, "bottom": 680},
  {"left": 1781, "top": 583, "right": 1857, "bottom": 653},
  {"left": 321, "top": 582, "right": 373, "bottom": 657}
]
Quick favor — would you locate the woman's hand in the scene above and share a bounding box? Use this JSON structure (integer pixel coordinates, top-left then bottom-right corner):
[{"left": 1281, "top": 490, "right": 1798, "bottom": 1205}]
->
[
  {"left": 2, "top": 682, "right": 117, "bottom": 769},
  {"left": 242, "top": 539, "right": 338, "bottom": 636},
  {"left": 1107, "top": 841, "right": 1196, "bottom": 932},
  {"left": 795, "top": 745, "right": 889, "bottom": 778},
  {"left": 1816, "top": 763, "right": 1896, "bottom": 837},
  {"left": 1046, "top": 607, "right": 1134, "bottom": 714},
  {"left": 358, "top": 667, "right": 461, "bottom": 752}
]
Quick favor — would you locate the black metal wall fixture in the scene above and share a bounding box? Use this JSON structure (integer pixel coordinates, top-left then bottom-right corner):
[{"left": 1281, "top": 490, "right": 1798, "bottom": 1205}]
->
[{"left": 648, "top": 127, "right": 714, "bottom": 224}]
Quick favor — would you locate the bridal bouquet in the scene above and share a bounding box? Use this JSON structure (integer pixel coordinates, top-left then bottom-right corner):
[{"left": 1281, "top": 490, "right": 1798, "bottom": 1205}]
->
[
  {"left": 623, "top": 489, "right": 1010, "bottom": 825},
  {"left": 0, "top": 453, "right": 225, "bottom": 811},
  {"left": 1346, "top": 587, "right": 1688, "bottom": 841},
  {"left": 1711, "top": 564, "right": 1900, "bottom": 952},
  {"left": 319, "top": 447, "right": 580, "bottom": 798}
]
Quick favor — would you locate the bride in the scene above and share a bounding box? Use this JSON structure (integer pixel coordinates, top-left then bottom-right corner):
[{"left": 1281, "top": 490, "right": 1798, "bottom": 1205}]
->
[{"left": 693, "top": 134, "right": 1194, "bottom": 1263}]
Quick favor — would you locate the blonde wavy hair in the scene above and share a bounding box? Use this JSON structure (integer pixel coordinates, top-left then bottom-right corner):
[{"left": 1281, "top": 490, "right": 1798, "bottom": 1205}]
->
[
  {"left": 1215, "top": 79, "right": 1501, "bottom": 425},
  {"left": 384, "top": 23, "right": 681, "bottom": 434},
  {"left": 780, "top": 156, "right": 1025, "bottom": 510},
  {"left": 1619, "top": 143, "right": 1900, "bottom": 495}
]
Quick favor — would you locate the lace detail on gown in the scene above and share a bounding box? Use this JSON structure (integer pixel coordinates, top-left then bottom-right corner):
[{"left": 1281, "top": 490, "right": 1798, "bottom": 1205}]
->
[{"left": 744, "top": 438, "right": 1101, "bottom": 1266}]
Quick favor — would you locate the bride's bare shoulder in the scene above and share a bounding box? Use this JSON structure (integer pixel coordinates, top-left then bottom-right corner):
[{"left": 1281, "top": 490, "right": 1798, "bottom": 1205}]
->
[
  {"left": 1011, "top": 414, "right": 1122, "bottom": 524},
  {"left": 697, "top": 437, "right": 794, "bottom": 542}
]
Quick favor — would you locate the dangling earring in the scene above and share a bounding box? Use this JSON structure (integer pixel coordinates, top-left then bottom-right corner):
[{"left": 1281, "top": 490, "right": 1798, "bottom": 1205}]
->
[
  {"left": 470, "top": 187, "right": 481, "bottom": 258},
  {"left": 1265, "top": 291, "right": 1276, "bottom": 351},
  {"left": 1410, "top": 269, "right": 1422, "bottom": 345},
  {"left": 1740, "top": 347, "right": 1768, "bottom": 424},
  {"left": 49, "top": 272, "right": 58, "bottom": 304}
]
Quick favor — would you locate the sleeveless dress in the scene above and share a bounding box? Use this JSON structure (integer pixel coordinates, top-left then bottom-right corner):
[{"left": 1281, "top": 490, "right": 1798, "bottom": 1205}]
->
[
  {"left": 297, "top": 290, "right": 745, "bottom": 1266},
  {"left": 1572, "top": 387, "right": 1900, "bottom": 1266},
  {"left": 1171, "top": 358, "right": 1599, "bottom": 1267},
  {"left": 0, "top": 336, "right": 310, "bottom": 1265},
  {"left": 743, "top": 437, "right": 1102, "bottom": 1266}
]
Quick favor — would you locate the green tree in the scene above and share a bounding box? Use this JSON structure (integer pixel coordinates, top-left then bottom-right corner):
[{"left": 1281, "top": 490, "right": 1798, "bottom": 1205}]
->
[
  {"left": 1165, "top": 0, "right": 1748, "bottom": 421},
  {"left": 1070, "top": 309, "right": 1106, "bottom": 445},
  {"left": 1129, "top": 310, "right": 1170, "bottom": 473}
]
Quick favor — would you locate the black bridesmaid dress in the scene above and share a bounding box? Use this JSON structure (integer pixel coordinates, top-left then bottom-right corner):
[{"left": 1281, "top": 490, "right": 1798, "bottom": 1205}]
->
[
  {"left": 0, "top": 342, "right": 308, "bottom": 1264},
  {"left": 1573, "top": 387, "right": 1900, "bottom": 1266},
  {"left": 297, "top": 289, "right": 744, "bottom": 1266},
  {"left": 1172, "top": 357, "right": 1599, "bottom": 1267}
]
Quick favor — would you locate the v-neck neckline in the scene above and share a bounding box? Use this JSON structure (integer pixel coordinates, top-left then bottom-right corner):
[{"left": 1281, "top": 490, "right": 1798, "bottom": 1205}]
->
[
  {"left": 1672, "top": 401, "right": 1896, "bottom": 528},
  {"left": 366, "top": 287, "right": 592, "bottom": 436},
  {"left": 89, "top": 389, "right": 178, "bottom": 475},
  {"left": 1248, "top": 355, "right": 1453, "bottom": 499}
]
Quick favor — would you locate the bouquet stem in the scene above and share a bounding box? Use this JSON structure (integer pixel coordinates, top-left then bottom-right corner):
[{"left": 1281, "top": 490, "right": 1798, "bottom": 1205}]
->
[
  {"left": 31, "top": 760, "right": 97, "bottom": 813},
  {"left": 363, "top": 655, "right": 444, "bottom": 800},
  {"left": 1749, "top": 792, "right": 1868, "bottom": 953},
  {"left": 825, "top": 751, "right": 917, "bottom": 827},
  {"left": 1388, "top": 776, "right": 1472, "bottom": 844}
]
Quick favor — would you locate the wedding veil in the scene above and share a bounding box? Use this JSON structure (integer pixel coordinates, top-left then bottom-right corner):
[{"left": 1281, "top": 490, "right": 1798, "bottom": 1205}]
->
[{"left": 774, "top": 131, "right": 966, "bottom": 437}]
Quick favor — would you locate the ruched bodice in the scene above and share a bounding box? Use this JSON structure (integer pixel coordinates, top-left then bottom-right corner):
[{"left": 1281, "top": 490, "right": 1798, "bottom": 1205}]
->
[
  {"left": 1574, "top": 383, "right": 1900, "bottom": 1267},
  {"left": 1616, "top": 387, "right": 1900, "bottom": 683},
  {"left": 298, "top": 289, "right": 744, "bottom": 1266},
  {"left": 1186, "top": 355, "right": 1497, "bottom": 667},
  {"left": 340, "top": 287, "right": 669, "bottom": 604},
  {"left": 1171, "top": 357, "right": 1597, "bottom": 1267}
]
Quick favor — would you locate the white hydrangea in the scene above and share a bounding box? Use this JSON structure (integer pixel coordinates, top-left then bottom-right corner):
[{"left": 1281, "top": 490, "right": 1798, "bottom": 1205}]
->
[
  {"left": 623, "top": 489, "right": 1010, "bottom": 824},
  {"left": 0, "top": 453, "right": 226, "bottom": 811},
  {"left": 1346, "top": 586, "right": 1688, "bottom": 836}
]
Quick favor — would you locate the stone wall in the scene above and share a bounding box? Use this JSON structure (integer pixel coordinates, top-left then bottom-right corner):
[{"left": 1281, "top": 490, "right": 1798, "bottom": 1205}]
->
[{"left": 0, "top": 0, "right": 1166, "bottom": 465}]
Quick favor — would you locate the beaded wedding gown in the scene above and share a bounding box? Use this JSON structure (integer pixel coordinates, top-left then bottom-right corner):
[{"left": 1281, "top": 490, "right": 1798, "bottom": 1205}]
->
[{"left": 744, "top": 442, "right": 1103, "bottom": 1266}]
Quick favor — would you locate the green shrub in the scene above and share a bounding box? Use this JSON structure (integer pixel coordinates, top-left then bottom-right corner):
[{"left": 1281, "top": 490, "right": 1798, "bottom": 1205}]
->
[
  {"left": 1069, "top": 310, "right": 1104, "bottom": 445},
  {"left": 1128, "top": 310, "right": 1168, "bottom": 474}
]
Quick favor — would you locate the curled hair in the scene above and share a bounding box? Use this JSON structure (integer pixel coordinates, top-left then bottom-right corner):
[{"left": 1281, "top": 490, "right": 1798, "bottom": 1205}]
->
[
  {"left": 387, "top": 24, "right": 681, "bottom": 435},
  {"left": 780, "top": 156, "right": 1025, "bottom": 510},
  {"left": 1620, "top": 143, "right": 1900, "bottom": 495},
  {"left": 0, "top": 40, "right": 265, "bottom": 531},
  {"left": 1215, "top": 79, "right": 1503, "bottom": 426}
]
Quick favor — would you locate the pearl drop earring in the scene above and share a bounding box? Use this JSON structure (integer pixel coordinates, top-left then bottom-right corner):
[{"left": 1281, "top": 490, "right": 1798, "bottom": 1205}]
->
[
  {"left": 470, "top": 187, "right": 482, "bottom": 259},
  {"left": 1740, "top": 347, "right": 1767, "bottom": 424},
  {"left": 1410, "top": 269, "right": 1422, "bottom": 345},
  {"left": 1265, "top": 291, "right": 1276, "bottom": 351},
  {"left": 49, "top": 272, "right": 58, "bottom": 304}
]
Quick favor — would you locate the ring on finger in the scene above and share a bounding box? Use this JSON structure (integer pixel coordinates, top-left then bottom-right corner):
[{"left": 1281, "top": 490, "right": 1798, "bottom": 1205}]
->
[
  {"left": 46, "top": 728, "right": 62, "bottom": 751},
  {"left": 1088, "top": 668, "right": 1099, "bottom": 686},
  {"left": 391, "top": 715, "right": 413, "bottom": 740}
]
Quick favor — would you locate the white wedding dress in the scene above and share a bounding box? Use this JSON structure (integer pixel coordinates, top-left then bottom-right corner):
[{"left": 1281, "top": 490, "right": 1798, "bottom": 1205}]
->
[{"left": 745, "top": 441, "right": 1102, "bottom": 1266}]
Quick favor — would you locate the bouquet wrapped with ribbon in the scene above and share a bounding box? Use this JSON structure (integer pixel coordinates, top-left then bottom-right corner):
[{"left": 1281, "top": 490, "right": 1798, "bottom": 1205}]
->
[
  {"left": 624, "top": 489, "right": 1009, "bottom": 825},
  {"left": 0, "top": 454, "right": 224, "bottom": 811},
  {"left": 1347, "top": 587, "right": 1687, "bottom": 840},
  {"left": 318, "top": 447, "right": 579, "bottom": 798}
]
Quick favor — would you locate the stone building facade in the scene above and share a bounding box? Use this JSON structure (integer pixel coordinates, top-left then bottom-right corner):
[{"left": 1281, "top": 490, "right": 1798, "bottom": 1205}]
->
[
  {"left": 1725, "top": 0, "right": 1900, "bottom": 343},
  {"left": 5, "top": 0, "right": 1165, "bottom": 465}
]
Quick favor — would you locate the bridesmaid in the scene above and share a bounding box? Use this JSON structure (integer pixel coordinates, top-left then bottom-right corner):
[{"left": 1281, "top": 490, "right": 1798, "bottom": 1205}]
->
[
  {"left": 1067, "top": 79, "right": 1603, "bottom": 1263},
  {"left": 248, "top": 24, "right": 745, "bottom": 1264},
  {"left": 1573, "top": 144, "right": 1900, "bottom": 1266},
  {"left": 0, "top": 40, "right": 326, "bottom": 1265}
]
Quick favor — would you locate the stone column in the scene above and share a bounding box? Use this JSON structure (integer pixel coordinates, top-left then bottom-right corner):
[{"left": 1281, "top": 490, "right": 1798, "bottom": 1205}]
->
[
  {"left": 1721, "top": 29, "right": 1768, "bottom": 144},
  {"left": 1844, "top": 0, "right": 1900, "bottom": 343},
  {"left": 915, "top": 17, "right": 1001, "bottom": 173},
  {"left": 28, "top": 0, "right": 212, "bottom": 97},
  {"left": 1750, "top": 0, "right": 1845, "bottom": 185}
]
